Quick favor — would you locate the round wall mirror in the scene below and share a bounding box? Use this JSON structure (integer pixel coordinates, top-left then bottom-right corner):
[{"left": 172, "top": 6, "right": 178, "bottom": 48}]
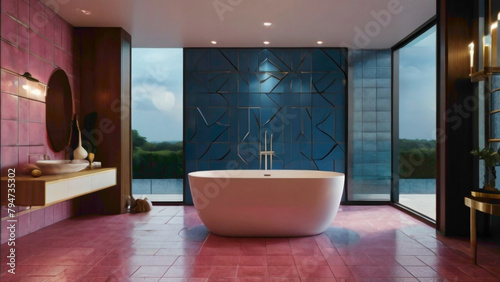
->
[{"left": 46, "top": 69, "right": 73, "bottom": 152}]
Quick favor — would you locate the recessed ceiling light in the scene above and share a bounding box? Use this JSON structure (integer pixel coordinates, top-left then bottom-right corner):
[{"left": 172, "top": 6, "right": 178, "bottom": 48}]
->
[
  {"left": 78, "top": 8, "right": 92, "bottom": 15},
  {"left": 263, "top": 41, "right": 270, "bottom": 45},
  {"left": 211, "top": 41, "right": 217, "bottom": 45},
  {"left": 263, "top": 22, "right": 272, "bottom": 27},
  {"left": 317, "top": 41, "right": 324, "bottom": 45}
]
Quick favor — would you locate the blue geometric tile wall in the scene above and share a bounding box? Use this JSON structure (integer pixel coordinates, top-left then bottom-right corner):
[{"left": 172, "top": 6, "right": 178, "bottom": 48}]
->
[{"left": 184, "top": 48, "right": 347, "bottom": 204}]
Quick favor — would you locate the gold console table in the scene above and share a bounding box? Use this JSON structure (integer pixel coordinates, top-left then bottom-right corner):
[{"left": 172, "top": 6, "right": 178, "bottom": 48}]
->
[{"left": 464, "top": 191, "right": 500, "bottom": 264}]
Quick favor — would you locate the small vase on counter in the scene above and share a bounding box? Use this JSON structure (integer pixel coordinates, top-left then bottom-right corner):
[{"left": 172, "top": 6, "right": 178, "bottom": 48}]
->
[{"left": 73, "top": 119, "right": 88, "bottom": 160}]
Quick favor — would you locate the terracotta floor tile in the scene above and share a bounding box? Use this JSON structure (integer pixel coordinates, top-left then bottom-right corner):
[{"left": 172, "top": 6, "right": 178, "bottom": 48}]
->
[
  {"left": 319, "top": 247, "right": 340, "bottom": 257},
  {"left": 293, "top": 254, "right": 328, "bottom": 266},
  {"left": 296, "top": 265, "right": 334, "bottom": 278},
  {"left": 270, "top": 277, "right": 300, "bottom": 282},
  {"left": 112, "top": 265, "right": 141, "bottom": 278},
  {"left": 267, "top": 256, "right": 295, "bottom": 266},
  {"left": 159, "top": 278, "right": 207, "bottom": 282},
  {"left": 64, "top": 247, "right": 100, "bottom": 256},
  {"left": 267, "top": 265, "right": 298, "bottom": 277},
  {"left": 155, "top": 248, "right": 200, "bottom": 256},
  {"left": 84, "top": 266, "right": 120, "bottom": 277},
  {"left": 96, "top": 255, "right": 131, "bottom": 267},
  {"left": 404, "top": 266, "right": 441, "bottom": 278},
  {"left": 393, "top": 255, "right": 427, "bottom": 266},
  {"left": 194, "top": 255, "right": 240, "bottom": 266},
  {"left": 131, "top": 266, "right": 170, "bottom": 278},
  {"left": 128, "top": 255, "right": 178, "bottom": 266},
  {"left": 456, "top": 264, "right": 499, "bottom": 279},
  {"left": 209, "top": 266, "right": 238, "bottom": 278},
  {"left": 238, "top": 256, "right": 267, "bottom": 266},
  {"left": 49, "top": 265, "right": 94, "bottom": 278},
  {"left": 378, "top": 265, "right": 413, "bottom": 278},
  {"left": 240, "top": 246, "right": 267, "bottom": 255},
  {"left": 109, "top": 247, "right": 160, "bottom": 256},
  {"left": 56, "top": 255, "right": 105, "bottom": 266},
  {"left": 265, "top": 240, "right": 292, "bottom": 256},
  {"left": 18, "top": 255, "right": 64, "bottom": 266},
  {"left": 325, "top": 255, "right": 346, "bottom": 266},
  {"left": 350, "top": 265, "right": 409, "bottom": 278},
  {"left": 367, "top": 255, "right": 399, "bottom": 266},
  {"left": 290, "top": 246, "right": 322, "bottom": 256},
  {"left": 329, "top": 265, "right": 355, "bottom": 278},
  {"left": 342, "top": 255, "right": 376, "bottom": 266},
  {"left": 432, "top": 265, "right": 474, "bottom": 281},
  {"left": 1, "top": 205, "right": 499, "bottom": 281},
  {"left": 199, "top": 247, "right": 242, "bottom": 256},
  {"left": 356, "top": 279, "right": 418, "bottom": 282},
  {"left": 237, "top": 266, "right": 269, "bottom": 277},
  {"left": 163, "top": 266, "right": 212, "bottom": 278},
  {"left": 301, "top": 279, "right": 342, "bottom": 282}
]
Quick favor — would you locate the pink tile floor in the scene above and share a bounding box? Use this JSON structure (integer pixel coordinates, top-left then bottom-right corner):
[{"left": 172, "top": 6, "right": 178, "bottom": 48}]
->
[{"left": 1, "top": 205, "right": 499, "bottom": 281}]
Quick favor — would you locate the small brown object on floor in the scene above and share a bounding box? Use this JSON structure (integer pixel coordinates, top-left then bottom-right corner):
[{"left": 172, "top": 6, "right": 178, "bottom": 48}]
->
[{"left": 130, "top": 198, "right": 152, "bottom": 213}]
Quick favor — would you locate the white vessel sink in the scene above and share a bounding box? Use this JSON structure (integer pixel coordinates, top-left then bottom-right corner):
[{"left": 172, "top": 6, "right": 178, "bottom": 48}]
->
[{"left": 36, "top": 160, "right": 89, "bottom": 175}]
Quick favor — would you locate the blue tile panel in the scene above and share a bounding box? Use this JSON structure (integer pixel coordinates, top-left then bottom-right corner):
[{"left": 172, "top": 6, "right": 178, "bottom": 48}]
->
[
  {"left": 184, "top": 48, "right": 347, "bottom": 204},
  {"left": 491, "top": 74, "right": 500, "bottom": 146},
  {"left": 350, "top": 50, "right": 392, "bottom": 199}
]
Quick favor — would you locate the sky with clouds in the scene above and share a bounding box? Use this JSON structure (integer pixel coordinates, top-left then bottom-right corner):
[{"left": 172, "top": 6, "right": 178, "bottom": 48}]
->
[
  {"left": 132, "top": 48, "right": 183, "bottom": 142},
  {"left": 398, "top": 26, "right": 436, "bottom": 140}
]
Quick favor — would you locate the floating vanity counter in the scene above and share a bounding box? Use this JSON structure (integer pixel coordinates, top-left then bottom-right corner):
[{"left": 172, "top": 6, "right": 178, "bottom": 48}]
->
[{"left": 1, "top": 168, "right": 116, "bottom": 206}]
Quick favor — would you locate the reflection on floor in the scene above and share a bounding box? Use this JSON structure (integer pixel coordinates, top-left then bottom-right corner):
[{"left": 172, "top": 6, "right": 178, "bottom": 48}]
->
[
  {"left": 399, "top": 194, "right": 436, "bottom": 220},
  {"left": 1, "top": 205, "right": 499, "bottom": 281},
  {"left": 132, "top": 179, "right": 183, "bottom": 195},
  {"left": 133, "top": 194, "right": 184, "bottom": 202},
  {"left": 132, "top": 179, "right": 183, "bottom": 202}
]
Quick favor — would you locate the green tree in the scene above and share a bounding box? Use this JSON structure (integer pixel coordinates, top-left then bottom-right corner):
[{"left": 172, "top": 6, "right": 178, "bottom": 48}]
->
[
  {"left": 399, "top": 139, "right": 436, "bottom": 179},
  {"left": 132, "top": 129, "right": 184, "bottom": 179},
  {"left": 132, "top": 129, "right": 147, "bottom": 148}
]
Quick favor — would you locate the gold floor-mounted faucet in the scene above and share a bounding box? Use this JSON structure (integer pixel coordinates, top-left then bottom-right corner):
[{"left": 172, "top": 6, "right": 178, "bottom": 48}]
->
[{"left": 259, "top": 130, "right": 275, "bottom": 170}]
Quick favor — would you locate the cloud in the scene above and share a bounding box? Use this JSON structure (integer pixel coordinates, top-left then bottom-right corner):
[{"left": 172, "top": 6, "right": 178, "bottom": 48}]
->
[
  {"left": 142, "top": 51, "right": 169, "bottom": 63},
  {"left": 131, "top": 48, "right": 184, "bottom": 142},
  {"left": 133, "top": 83, "right": 177, "bottom": 114},
  {"left": 397, "top": 26, "right": 436, "bottom": 140},
  {"left": 152, "top": 90, "right": 176, "bottom": 112}
]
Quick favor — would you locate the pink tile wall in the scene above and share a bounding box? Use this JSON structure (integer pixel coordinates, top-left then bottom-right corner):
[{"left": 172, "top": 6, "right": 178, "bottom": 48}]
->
[{"left": 1, "top": 0, "right": 80, "bottom": 244}]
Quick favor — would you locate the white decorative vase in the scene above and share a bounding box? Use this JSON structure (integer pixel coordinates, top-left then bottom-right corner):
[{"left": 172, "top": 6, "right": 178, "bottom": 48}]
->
[{"left": 73, "top": 121, "right": 88, "bottom": 160}]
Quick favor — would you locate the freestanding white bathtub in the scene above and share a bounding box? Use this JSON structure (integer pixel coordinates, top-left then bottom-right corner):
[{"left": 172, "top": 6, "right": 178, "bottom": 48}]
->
[{"left": 188, "top": 170, "right": 345, "bottom": 237}]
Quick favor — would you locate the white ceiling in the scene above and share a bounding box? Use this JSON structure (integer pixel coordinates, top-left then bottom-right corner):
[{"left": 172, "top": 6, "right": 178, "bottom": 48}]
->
[{"left": 45, "top": 0, "right": 436, "bottom": 49}]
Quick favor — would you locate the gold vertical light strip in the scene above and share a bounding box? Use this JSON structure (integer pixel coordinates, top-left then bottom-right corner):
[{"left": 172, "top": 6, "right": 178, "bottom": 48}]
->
[
  {"left": 469, "top": 42, "right": 475, "bottom": 75},
  {"left": 497, "top": 12, "right": 500, "bottom": 66},
  {"left": 491, "top": 23, "right": 497, "bottom": 66}
]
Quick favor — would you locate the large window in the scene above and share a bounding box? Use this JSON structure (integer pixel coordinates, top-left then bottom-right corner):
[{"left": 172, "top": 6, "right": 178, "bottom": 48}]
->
[
  {"left": 393, "top": 25, "right": 437, "bottom": 220},
  {"left": 349, "top": 50, "right": 392, "bottom": 201},
  {"left": 131, "top": 48, "right": 183, "bottom": 202}
]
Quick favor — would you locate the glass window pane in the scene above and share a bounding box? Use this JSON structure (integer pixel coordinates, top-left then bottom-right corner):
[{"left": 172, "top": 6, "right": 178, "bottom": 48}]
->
[
  {"left": 131, "top": 48, "right": 184, "bottom": 202},
  {"left": 349, "top": 50, "right": 392, "bottom": 201},
  {"left": 396, "top": 26, "right": 436, "bottom": 220}
]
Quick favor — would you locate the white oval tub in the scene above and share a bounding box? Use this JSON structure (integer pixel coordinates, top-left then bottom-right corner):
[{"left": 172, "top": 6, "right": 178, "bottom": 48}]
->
[{"left": 188, "top": 170, "right": 345, "bottom": 237}]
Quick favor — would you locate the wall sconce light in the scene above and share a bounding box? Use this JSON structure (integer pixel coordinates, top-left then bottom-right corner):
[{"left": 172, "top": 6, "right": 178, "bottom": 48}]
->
[
  {"left": 22, "top": 72, "right": 39, "bottom": 82},
  {"left": 0, "top": 68, "right": 48, "bottom": 100},
  {"left": 469, "top": 42, "right": 474, "bottom": 75},
  {"left": 20, "top": 72, "right": 47, "bottom": 99}
]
